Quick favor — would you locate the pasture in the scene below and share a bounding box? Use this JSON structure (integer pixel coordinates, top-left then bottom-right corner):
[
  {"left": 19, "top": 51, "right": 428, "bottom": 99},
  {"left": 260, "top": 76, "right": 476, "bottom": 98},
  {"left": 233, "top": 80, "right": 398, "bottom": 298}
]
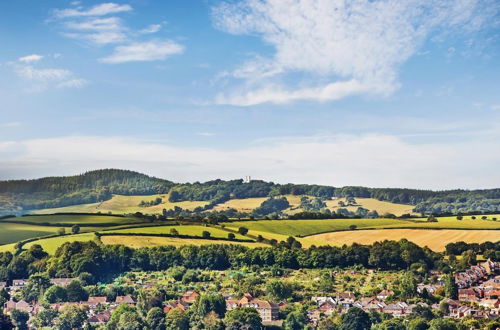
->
[
  {"left": 325, "top": 197, "right": 416, "bottom": 216},
  {"left": 23, "top": 233, "right": 97, "bottom": 254},
  {"left": 104, "top": 225, "right": 248, "bottom": 240},
  {"left": 7, "top": 214, "right": 142, "bottom": 225},
  {"left": 310, "top": 229, "right": 500, "bottom": 251},
  {"left": 32, "top": 194, "right": 209, "bottom": 215},
  {"left": 0, "top": 222, "right": 62, "bottom": 245}
]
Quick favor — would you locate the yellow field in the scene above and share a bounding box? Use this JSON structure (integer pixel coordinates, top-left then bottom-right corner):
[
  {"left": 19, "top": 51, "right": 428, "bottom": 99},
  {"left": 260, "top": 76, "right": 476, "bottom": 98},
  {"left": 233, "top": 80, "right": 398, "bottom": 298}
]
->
[
  {"left": 105, "top": 225, "right": 248, "bottom": 239},
  {"left": 101, "top": 235, "right": 268, "bottom": 248},
  {"left": 23, "top": 233, "right": 96, "bottom": 254},
  {"left": 32, "top": 194, "right": 209, "bottom": 214},
  {"left": 310, "top": 229, "right": 500, "bottom": 251},
  {"left": 325, "top": 198, "right": 415, "bottom": 216},
  {"left": 212, "top": 197, "right": 269, "bottom": 212}
]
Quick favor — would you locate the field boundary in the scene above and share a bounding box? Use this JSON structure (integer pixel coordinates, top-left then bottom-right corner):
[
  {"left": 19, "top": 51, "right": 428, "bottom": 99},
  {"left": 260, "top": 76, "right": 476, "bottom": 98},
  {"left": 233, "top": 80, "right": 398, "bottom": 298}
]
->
[{"left": 301, "top": 226, "right": 500, "bottom": 238}]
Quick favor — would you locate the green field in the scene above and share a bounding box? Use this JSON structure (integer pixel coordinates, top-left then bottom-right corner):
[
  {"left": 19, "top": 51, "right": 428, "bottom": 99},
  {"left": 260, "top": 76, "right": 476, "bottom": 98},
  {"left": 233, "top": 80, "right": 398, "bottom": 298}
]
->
[
  {"left": 0, "top": 222, "right": 63, "bottom": 245},
  {"left": 228, "top": 216, "right": 500, "bottom": 237},
  {"left": 104, "top": 225, "right": 248, "bottom": 240},
  {"left": 23, "top": 233, "right": 97, "bottom": 254},
  {"left": 7, "top": 214, "right": 143, "bottom": 225}
]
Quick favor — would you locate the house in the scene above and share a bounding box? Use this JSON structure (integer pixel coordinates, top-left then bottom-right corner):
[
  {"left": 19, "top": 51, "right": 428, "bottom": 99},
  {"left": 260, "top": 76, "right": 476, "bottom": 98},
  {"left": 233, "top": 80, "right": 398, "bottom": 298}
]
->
[
  {"left": 458, "top": 288, "right": 483, "bottom": 301},
  {"left": 0, "top": 282, "right": 7, "bottom": 290},
  {"left": 50, "top": 278, "right": 76, "bottom": 287},
  {"left": 417, "top": 284, "right": 441, "bottom": 295},
  {"left": 85, "top": 297, "right": 108, "bottom": 310},
  {"left": 450, "top": 305, "right": 478, "bottom": 319},
  {"left": 88, "top": 310, "right": 111, "bottom": 325},
  {"left": 115, "top": 295, "right": 135, "bottom": 305},
  {"left": 4, "top": 300, "right": 33, "bottom": 314},
  {"left": 478, "top": 299, "right": 500, "bottom": 309},
  {"left": 382, "top": 302, "right": 411, "bottom": 317},
  {"left": 376, "top": 290, "right": 394, "bottom": 300},
  {"left": 10, "top": 279, "right": 27, "bottom": 291},
  {"left": 336, "top": 292, "right": 356, "bottom": 304},
  {"left": 226, "top": 294, "right": 279, "bottom": 323},
  {"left": 181, "top": 291, "right": 199, "bottom": 304},
  {"left": 163, "top": 301, "right": 188, "bottom": 313}
]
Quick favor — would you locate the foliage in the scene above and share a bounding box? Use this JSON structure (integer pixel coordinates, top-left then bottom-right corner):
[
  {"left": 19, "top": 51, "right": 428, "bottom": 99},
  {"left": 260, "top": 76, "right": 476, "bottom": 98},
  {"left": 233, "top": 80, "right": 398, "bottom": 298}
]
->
[{"left": 224, "top": 307, "right": 262, "bottom": 330}]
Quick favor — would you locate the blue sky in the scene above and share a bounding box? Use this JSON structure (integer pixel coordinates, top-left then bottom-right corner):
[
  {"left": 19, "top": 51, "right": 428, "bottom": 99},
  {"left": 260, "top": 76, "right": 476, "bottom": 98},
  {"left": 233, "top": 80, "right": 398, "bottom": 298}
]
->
[{"left": 0, "top": 0, "right": 499, "bottom": 189}]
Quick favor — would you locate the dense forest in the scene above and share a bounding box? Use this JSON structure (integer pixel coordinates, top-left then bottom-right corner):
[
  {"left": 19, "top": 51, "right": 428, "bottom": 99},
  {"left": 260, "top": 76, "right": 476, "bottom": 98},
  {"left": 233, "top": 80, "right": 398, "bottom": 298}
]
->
[{"left": 0, "top": 169, "right": 499, "bottom": 215}]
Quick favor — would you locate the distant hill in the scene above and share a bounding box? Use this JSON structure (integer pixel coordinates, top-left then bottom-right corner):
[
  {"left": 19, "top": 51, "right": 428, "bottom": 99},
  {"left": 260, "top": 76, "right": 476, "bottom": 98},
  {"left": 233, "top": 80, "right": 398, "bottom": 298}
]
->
[{"left": 0, "top": 169, "right": 499, "bottom": 215}]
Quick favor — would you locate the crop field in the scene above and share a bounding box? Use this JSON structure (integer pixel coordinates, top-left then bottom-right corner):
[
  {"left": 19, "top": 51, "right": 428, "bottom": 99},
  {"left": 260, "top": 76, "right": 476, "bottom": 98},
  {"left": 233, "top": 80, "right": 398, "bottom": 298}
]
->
[
  {"left": 32, "top": 194, "right": 209, "bottom": 215},
  {"left": 325, "top": 198, "right": 416, "bottom": 216},
  {"left": 212, "top": 197, "right": 269, "bottom": 212},
  {"left": 101, "top": 235, "right": 268, "bottom": 248},
  {"left": 23, "top": 233, "right": 97, "bottom": 254},
  {"left": 104, "top": 225, "right": 248, "bottom": 240},
  {"left": 310, "top": 229, "right": 500, "bottom": 251}
]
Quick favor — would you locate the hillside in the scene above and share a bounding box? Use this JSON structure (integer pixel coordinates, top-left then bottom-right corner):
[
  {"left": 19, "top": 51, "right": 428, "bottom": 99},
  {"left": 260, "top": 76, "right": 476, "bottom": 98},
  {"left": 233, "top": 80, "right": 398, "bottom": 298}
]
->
[{"left": 1, "top": 169, "right": 499, "bottom": 215}]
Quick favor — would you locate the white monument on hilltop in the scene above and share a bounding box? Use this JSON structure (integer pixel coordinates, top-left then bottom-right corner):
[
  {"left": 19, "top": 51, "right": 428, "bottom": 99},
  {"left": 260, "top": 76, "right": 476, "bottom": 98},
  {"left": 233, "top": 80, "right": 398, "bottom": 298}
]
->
[{"left": 243, "top": 176, "right": 251, "bottom": 183}]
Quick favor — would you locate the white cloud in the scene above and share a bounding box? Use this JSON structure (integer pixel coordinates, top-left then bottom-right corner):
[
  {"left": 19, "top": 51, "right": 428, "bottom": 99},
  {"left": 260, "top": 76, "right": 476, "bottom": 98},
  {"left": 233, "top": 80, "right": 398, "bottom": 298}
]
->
[
  {"left": 63, "top": 17, "right": 127, "bottom": 44},
  {"left": 16, "top": 66, "right": 72, "bottom": 81},
  {"left": 212, "top": 0, "right": 492, "bottom": 105},
  {"left": 18, "top": 54, "right": 43, "bottom": 63},
  {"left": 0, "top": 122, "right": 21, "bottom": 128},
  {"left": 54, "top": 2, "right": 132, "bottom": 18},
  {"left": 140, "top": 24, "right": 162, "bottom": 34},
  {"left": 0, "top": 134, "right": 499, "bottom": 189},
  {"left": 14, "top": 65, "right": 86, "bottom": 90},
  {"left": 99, "top": 40, "right": 184, "bottom": 63}
]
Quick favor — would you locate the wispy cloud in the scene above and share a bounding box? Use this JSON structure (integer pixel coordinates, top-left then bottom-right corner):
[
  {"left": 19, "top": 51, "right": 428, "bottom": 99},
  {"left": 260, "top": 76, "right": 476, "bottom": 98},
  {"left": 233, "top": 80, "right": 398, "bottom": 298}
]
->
[
  {"left": 54, "top": 2, "right": 132, "bottom": 18},
  {"left": 0, "top": 122, "right": 21, "bottom": 128},
  {"left": 99, "top": 40, "right": 184, "bottom": 63},
  {"left": 18, "top": 54, "right": 43, "bottom": 63},
  {"left": 12, "top": 56, "right": 87, "bottom": 91},
  {"left": 140, "top": 24, "right": 162, "bottom": 34},
  {"left": 212, "top": 0, "right": 495, "bottom": 106}
]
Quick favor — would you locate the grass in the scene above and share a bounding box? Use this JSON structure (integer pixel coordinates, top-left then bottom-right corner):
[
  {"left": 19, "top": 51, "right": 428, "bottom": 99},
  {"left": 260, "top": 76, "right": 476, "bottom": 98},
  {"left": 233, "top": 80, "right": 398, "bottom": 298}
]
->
[
  {"left": 228, "top": 216, "right": 500, "bottom": 237},
  {"left": 212, "top": 197, "right": 269, "bottom": 212},
  {"left": 5, "top": 214, "right": 142, "bottom": 225},
  {"left": 32, "top": 194, "right": 209, "bottom": 215},
  {"left": 23, "top": 233, "right": 97, "bottom": 254},
  {"left": 310, "top": 229, "right": 500, "bottom": 251},
  {"left": 228, "top": 218, "right": 413, "bottom": 236},
  {"left": 104, "top": 225, "right": 248, "bottom": 240},
  {"left": 101, "top": 235, "right": 268, "bottom": 248},
  {"left": 0, "top": 222, "right": 63, "bottom": 245}
]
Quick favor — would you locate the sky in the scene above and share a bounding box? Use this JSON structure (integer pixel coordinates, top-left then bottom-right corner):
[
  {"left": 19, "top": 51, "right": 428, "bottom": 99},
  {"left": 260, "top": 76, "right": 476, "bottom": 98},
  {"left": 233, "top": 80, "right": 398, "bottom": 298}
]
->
[{"left": 0, "top": 0, "right": 499, "bottom": 189}]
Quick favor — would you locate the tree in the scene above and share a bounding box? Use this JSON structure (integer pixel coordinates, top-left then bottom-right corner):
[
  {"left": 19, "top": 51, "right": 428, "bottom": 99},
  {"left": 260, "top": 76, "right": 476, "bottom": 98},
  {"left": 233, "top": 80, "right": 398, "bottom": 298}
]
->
[
  {"left": 196, "top": 294, "right": 226, "bottom": 318},
  {"left": 238, "top": 227, "right": 249, "bottom": 235},
  {"left": 137, "top": 288, "right": 164, "bottom": 316},
  {"left": 228, "top": 233, "right": 236, "bottom": 240},
  {"left": 203, "top": 311, "right": 225, "bottom": 330},
  {"left": 376, "top": 319, "right": 406, "bottom": 330},
  {"left": 408, "top": 317, "right": 429, "bottom": 330},
  {"left": 66, "top": 280, "right": 88, "bottom": 302},
  {"left": 146, "top": 307, "right": 165, "bottom": 330},
  {"left": 340, "top": 307, "right": 371, "bottom": 330},
  {"left": 58, "top": 227, "right": 66, "bottom": 235},
  {"left": 107, "top": 304, "right": 137, "bottom": 329},
  {"left": 10, "top": 310, "right": 29, "bottom": 330},
  {"left": 0, "top": 312, "right": 14, "bottom": 330},
  {"left": 170, "top": 228, "right": 179, "bottom": 236},
  {"left": 71, "top": 224, "right": 81, "bottom": 234},
  {"left": 23, "top": 272, "right": 52, "bottom": 302},
  {"left": 44, "top": 285, "right": 68, "bottom": 303},
  {"left": 266, "top": 280, "right": 292, "bottom": 301},
  {"left": 202, "top": 231, "right": 211, "bottom": 239},
  {"left": 224, "top": 307, "right": 262, "bottom": 330},
  {"left": 349, "top": 225, "right": 357, "bottom": 230},
  {"left": 399, "top": 272, "right": 417, "bottom": 299},
  {"left": 444, "top": 274, "right": 458, "bottom": 300},
  {"left": 165, "top": 307, "right": 189, "bottom": 330},
  {"left": 284, "top": 311, "right": 307, "bottom": 330},
  {"left": 57, "top": 305, "right": 87, "bottom": 330},
  {"left": 428, "top": 318, "right": 458, "bottom": 330},
  {"left": 32, "top": 308, "right": 59, "bottom": 328}
]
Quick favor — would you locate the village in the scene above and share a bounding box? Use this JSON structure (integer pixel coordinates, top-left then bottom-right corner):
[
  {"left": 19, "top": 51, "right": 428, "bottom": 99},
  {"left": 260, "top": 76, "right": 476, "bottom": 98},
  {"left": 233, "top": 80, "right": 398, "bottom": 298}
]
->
[{"left": 1, "top": 259, "right": 498, "bottom": 328}]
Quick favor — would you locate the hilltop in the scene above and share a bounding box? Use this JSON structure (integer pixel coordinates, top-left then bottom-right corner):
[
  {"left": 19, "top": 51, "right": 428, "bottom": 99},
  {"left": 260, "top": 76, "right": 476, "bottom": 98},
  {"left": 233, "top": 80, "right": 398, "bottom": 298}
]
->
[{"left": 0, "top": 169, "right": 499, "bottom": 216}]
